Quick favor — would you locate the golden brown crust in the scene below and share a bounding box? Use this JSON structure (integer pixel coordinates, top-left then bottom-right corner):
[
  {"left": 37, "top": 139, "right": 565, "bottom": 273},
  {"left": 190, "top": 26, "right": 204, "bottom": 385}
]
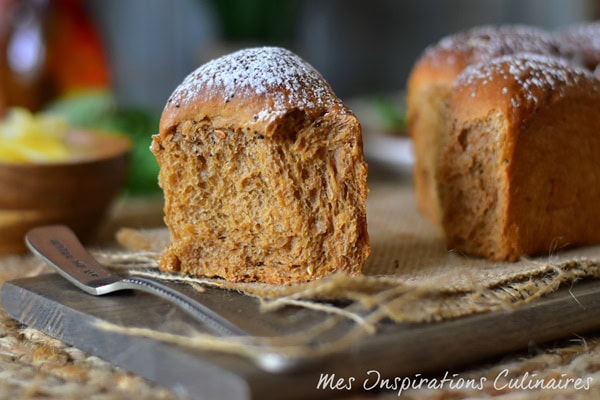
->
[
  {"left": 449, "top": 54, "right": 597, "bottom": 127},
  {"left": 152, "top": 47, "right": 369, "bottom": 284},
  {"left": 407, "top": 25, "right": 567, "bottom": 224},
  {"left": 440, "top": 54, "right": 600, "bottom": 260},
  {"left": 157, "top": 47, "right": 346, "bottom": 142}
]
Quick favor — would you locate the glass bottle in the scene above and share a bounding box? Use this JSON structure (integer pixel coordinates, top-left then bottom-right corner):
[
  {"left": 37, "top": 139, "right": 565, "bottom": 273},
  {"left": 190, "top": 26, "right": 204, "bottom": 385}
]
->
[{"left": 0, "top": 0, "right": 110, "bottom": 116}]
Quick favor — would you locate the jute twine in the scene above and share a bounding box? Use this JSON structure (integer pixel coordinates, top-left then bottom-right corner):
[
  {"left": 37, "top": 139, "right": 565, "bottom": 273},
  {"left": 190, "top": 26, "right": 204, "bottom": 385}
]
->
[
  {"left": 1, "top": 182, "right": 599, "bottom": 398},
  {"left": 0, "top": 184, "right": 600, "bottom": 400},
  {"left": 85, "top": 183, "right": 600, "bottom": 365}
]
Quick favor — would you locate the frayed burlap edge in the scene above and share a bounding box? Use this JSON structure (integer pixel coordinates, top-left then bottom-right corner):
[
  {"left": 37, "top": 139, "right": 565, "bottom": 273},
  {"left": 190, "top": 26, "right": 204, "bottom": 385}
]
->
[
  {"left": 95, "top": 251, "right": 600, "bottom": 324},
  {"left": 92, "top": 249, "right": 600, "bottom": 363}
]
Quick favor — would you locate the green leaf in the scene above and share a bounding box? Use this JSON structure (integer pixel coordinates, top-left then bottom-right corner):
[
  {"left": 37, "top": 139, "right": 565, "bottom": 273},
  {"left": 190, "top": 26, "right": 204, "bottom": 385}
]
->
[{"left": 46, "top": 92, "right": 162, "bottom": 195}]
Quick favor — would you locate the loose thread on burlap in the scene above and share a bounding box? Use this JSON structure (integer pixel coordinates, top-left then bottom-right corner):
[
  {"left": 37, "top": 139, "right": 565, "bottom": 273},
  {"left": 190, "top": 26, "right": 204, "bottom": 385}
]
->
[
  {"left": 89, "top": 249, "right": 600, "bottom": 365},
  {"left": 94, "top": 316, "right": 375, "bottom": 362},
  {"left": 96, "top": 253, "right": 600, "bottom": 326}
]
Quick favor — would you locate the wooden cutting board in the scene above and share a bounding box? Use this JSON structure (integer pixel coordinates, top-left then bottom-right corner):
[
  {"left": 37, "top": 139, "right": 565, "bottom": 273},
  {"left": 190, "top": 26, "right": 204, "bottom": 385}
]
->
[{"left": 2, "top": 274, "right": 600, "bottom": 400}]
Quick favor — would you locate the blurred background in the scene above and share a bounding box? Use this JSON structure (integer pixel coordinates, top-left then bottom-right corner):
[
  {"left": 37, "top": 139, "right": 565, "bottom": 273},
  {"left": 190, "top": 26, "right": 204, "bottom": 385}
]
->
[
  {"left": 0, "top": 0, "right": 598, "bottom": 192},
  {"left": 11, "top": 0, "right": 598, "bottom": 107}
]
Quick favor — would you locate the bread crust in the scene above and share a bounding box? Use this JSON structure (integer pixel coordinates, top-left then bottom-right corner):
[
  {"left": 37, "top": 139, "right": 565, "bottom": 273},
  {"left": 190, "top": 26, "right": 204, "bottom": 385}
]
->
[
  {"left": 152, "top": 47, "right": 370, "bottom": 284},
  {"left": 557, "top": 22, "right": 600, "bottom": 71},
  {"left": 440, "top": 54, "right": 600, "bottom": 260},
  {"left": 157, "top": 47, "right": 345, "bottom": 143},
  {"left": 407, "top": 25, "right": 567, "bottom": 224}
]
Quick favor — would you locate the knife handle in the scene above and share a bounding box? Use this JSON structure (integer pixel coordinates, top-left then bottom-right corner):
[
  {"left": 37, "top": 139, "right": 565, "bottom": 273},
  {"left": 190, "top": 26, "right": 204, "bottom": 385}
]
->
[{"left": 25, "top": 225, "right": 120, "bottom": 295}]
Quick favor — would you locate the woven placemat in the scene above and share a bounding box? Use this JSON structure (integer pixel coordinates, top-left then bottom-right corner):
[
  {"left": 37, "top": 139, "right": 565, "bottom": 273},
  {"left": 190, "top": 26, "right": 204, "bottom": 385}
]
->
[
  {"left": 0, "top": 181, "right": 598, "bottom": 399},
  {"left": 115, "top": 184, "right": 600, "bottom": 326}
]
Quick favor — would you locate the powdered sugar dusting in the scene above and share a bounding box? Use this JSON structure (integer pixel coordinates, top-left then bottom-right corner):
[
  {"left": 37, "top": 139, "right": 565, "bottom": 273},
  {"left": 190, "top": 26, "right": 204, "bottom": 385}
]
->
[
  {"left": 559, "top": 22, "right": 600, "bottom": 52},
  {"left": 168, "top": 47, "right": 338, "bottom": 121},
  {"left": 455, "top": 53, "right": 597, "bottom": 107},
  {"left": 557, "top": 22, "right": 600, "bottom": 69},
  {"left": 426, "top": 25, "right": 564, "bottom": 66}
]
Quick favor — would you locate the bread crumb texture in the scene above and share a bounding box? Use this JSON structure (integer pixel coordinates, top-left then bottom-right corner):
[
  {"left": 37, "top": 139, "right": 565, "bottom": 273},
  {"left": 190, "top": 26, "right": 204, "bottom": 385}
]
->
[{"left": 152, "top": 47, "right": 369, "bottom": 284}]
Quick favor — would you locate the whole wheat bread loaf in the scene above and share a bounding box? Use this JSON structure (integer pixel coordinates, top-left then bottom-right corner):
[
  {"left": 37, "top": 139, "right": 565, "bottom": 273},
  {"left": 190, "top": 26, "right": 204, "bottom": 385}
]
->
[
  {"left": 151, "top": 47, "right": 370, "bottom": 284},
  {"left": 439, "top": 54, "right": 600, "bottom": 261}
]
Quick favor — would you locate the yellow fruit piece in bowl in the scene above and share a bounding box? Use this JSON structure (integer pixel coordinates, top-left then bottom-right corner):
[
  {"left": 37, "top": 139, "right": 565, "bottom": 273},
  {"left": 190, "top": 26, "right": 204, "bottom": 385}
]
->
[{"left": 0, "top": 108, "right": 70, "bottom": 163}]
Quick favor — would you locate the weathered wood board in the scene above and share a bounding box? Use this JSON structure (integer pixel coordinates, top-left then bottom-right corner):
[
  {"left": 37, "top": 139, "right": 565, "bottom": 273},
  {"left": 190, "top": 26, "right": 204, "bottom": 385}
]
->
[{"left": 2, "top": 274, "right": 600, "bottom": 399}]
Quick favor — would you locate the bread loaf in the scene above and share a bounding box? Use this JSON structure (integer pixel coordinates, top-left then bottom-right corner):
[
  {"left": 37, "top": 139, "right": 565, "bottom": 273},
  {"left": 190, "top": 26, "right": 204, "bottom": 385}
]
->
[
  {"left": 438, "top": 54, "right": 600, "bottom": 261},
  {"left": 151, "top": 47, "right": 370, "bottom": 284},
  {"left": 557, "top": 22, "right": 600, "bottom": 72},
  {"left": 407, "top": 26, "right": 567, "bottom": 224}
]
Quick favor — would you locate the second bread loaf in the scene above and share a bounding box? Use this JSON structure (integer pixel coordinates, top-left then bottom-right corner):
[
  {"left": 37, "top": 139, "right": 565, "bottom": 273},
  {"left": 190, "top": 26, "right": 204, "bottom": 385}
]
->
[
  {"left": 407, "top": 25, "right": 568, "bottom": 224},
  {"left": 439, "top": 54, "right": 600, "bottom": 261}
]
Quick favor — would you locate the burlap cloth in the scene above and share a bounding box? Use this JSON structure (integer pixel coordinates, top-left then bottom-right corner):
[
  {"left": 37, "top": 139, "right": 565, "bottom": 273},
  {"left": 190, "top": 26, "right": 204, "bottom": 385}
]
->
[{"left": 0, "top": 177, "right": 599, "bottom": 399}]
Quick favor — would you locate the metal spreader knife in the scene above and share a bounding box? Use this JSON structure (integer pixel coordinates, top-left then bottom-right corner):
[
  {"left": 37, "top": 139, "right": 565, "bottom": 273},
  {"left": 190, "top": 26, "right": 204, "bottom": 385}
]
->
[{"left": 25, "top": 225, "right": 247, "bottom": 336}]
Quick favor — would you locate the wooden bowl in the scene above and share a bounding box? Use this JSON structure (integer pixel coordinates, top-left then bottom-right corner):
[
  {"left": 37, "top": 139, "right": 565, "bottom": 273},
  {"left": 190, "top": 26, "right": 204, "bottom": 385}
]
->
[{"left": 0, "top": 130, "right": 131, "bottom": 254}]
